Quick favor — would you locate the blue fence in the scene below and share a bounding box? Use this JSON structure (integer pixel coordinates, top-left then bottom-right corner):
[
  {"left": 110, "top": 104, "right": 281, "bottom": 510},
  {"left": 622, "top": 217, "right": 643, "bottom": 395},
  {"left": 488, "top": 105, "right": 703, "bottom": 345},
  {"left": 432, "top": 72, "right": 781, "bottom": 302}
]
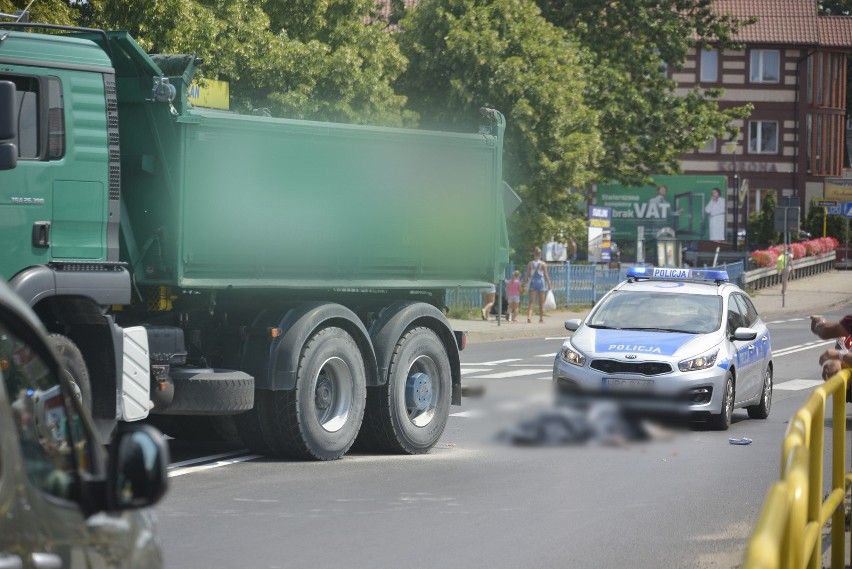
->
[{"left": 445, "top": 261, "right": 746, "bottom": 310}]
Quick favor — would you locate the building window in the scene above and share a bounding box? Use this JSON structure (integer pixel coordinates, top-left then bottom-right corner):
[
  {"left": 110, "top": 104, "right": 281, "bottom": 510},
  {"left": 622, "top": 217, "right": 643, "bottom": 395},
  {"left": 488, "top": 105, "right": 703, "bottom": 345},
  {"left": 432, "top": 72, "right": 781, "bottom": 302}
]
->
[
  {"left": 700, "top": 48, "right": 718, "bottom": 83},
  {"left": 749, "top": 121, "right": 778, "bottom": 154},
  {"left": 698, "top": 137, "right": 717, "bottom": 154},
  {"left": 750, "top": 49, "right": 780, "bottom": 83}
]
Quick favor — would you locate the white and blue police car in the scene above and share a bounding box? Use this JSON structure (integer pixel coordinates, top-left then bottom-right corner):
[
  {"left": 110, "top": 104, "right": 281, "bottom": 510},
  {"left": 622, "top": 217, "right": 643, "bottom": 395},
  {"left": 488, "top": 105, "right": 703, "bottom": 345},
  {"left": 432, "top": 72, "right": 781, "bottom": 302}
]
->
[{"left": 553, "top": 267, "right": 772, "bottom": 430}]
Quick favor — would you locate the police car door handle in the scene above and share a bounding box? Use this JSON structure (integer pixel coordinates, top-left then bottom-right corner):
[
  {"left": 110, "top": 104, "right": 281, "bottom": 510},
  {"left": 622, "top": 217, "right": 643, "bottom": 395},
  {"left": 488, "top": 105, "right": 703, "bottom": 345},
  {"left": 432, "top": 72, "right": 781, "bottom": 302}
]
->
[
  {"left": 30, "top": 553, "right": 61, "bottom": 569},
  {"left": 748, "top": 345, "right": 755, "bottom": 351},
  {"left": 0, "top": 554, "right": 23, "bottom": 569}
]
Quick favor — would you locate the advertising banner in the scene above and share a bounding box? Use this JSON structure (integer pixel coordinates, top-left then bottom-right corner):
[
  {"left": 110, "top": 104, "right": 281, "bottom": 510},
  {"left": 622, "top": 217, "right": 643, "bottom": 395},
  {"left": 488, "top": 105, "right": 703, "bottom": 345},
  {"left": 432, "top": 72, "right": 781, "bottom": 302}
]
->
[
  {"left": 596, "top": 175, "right": 728, "bottom": 241},
  {"left": 824, "top": 178, "right": 852, "bottom": 202}
]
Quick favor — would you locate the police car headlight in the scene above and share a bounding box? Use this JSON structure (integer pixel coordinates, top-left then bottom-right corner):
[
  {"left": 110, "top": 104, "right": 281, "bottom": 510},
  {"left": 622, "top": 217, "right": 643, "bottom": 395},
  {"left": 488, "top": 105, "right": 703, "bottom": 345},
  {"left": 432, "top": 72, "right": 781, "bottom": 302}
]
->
[
  {"left": 559, "top": 344, "right": 586, "bottom": 367},
  {"left": 678, "top": 350, "right": 719, "bottom": 372}
]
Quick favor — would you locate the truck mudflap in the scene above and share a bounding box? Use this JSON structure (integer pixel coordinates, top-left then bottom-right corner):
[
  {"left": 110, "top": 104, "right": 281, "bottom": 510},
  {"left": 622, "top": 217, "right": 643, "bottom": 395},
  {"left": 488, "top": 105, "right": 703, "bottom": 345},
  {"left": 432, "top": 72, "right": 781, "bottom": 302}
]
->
[{"left": 156, "top": 367, "right": 254, "bottom": 415}]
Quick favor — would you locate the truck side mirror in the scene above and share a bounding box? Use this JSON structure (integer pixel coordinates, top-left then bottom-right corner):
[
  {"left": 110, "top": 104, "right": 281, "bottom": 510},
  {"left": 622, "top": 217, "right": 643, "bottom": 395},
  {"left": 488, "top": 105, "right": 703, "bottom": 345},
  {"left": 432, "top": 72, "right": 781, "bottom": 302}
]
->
[{"left": 0, "top": 80, "right": 18, "bottom": 170}]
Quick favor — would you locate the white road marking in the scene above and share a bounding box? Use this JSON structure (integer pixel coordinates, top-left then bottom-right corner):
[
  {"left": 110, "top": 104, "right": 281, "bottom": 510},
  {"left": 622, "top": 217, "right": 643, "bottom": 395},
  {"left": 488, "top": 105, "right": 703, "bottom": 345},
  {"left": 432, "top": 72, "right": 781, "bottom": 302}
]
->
[
  {"left": 465, "top": 369, "right": 547, "bottom": 379},
  {"left": 767, "top": 318, "right": 807, "bottom": 325},
  {"left": 508, "top": 363, "right": 553, "bottom": 368},
  {"left": 168, "top": 454, "right": 262, "bottom": 478},
  {"left": 535, "top": 352, "right": 558, "bottom": 358},
  {"left": 460, "top": 368, "right": 491, "bottom": 375},
  {"left": 774, "top": 379, "right": 825, "bottom": 391},
  {"left": 773, "top": 340, "right": 834, "bottom": 357},
  {"left": 462, "top": 358, "right": 522, "bottom": 366},
  {"left": 169, "top": 450, "right": 247, "bottom": 469},
  {"left": 450, "top": 409, "right": 484, "bottom": 418},
  {"left": 545, "top": 336, "right": 570, "bottom": 341}
]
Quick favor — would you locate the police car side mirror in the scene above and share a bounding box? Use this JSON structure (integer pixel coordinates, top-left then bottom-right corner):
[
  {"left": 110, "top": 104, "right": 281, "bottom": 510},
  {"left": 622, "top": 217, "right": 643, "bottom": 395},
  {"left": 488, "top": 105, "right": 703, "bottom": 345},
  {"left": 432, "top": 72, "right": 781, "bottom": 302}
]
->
[
  {"left": 564, "top": 319, "right": 582, "bottom": 331},
  {"left": 732, "top": 327, "right": 758, "bottom": 342},
  {"left": 107, "top": 424, "right": 169, "bottom": 510}
]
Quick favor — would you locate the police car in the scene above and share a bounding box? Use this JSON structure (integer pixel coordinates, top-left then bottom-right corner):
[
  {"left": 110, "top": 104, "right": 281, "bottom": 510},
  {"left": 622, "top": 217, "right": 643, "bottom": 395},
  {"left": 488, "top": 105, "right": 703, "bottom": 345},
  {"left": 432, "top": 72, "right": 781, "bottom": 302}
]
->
[{"left": 553, "top": 267, "right": 772, "bottom": 430}]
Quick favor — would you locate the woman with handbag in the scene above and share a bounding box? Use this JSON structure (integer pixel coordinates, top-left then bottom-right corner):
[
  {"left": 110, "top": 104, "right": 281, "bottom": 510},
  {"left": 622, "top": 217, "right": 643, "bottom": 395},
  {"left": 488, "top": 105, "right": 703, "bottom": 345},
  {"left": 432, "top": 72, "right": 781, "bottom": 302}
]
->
[{"left": 524, "top": 247, "right": 552, "bottom": 323}]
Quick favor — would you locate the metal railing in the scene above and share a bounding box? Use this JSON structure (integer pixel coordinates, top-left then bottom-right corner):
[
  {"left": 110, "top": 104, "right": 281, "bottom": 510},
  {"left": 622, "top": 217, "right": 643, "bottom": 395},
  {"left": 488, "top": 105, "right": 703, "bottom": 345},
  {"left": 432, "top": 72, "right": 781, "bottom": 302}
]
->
[
  {"left": 445, "top": 260, "right": 747, "bottom": 310},
  {"left": 744, "top": 369, "right": 852, "bottom": 569}
]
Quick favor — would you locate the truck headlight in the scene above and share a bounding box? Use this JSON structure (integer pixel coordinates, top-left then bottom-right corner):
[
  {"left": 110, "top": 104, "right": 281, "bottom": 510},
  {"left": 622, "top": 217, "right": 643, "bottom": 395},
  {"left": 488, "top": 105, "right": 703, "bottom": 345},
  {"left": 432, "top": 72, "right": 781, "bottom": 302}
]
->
[
  {"left": 678, "top": 350, "right": 718, "bottom": 372},
  {"left": 559, "top": 344, "right": 586, "bottom": 367}
]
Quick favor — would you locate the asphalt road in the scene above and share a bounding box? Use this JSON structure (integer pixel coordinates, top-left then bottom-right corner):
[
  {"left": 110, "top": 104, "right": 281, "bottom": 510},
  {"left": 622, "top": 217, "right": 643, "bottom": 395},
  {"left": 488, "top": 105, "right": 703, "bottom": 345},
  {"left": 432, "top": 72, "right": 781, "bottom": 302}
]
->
[{"left": 155, "top": 307, "right": 849, "bottom": 569}]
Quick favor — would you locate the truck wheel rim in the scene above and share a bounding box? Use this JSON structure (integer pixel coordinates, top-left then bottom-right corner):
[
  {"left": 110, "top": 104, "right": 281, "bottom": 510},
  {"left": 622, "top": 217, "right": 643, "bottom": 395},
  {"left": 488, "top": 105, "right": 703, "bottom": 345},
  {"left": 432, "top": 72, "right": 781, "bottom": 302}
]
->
[
  {"left": 405, "top": 356, "right": 439, "bottom": 427},
  {"left": 314, "top": 357, "right": 352, "bottom": 433}
]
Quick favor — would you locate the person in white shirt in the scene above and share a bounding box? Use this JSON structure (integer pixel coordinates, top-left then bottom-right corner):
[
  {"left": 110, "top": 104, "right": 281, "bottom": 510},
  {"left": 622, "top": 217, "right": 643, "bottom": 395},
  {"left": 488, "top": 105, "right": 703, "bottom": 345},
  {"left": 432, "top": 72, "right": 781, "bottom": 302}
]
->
[{"left": 704, "top": 187, "right": 726, "bottom": 241}]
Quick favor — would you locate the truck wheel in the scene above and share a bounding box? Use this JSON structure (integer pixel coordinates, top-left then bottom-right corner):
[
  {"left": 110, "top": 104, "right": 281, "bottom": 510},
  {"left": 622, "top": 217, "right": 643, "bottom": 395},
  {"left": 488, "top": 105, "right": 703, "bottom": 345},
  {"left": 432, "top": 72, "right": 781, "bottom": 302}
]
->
[
  {"left": 233, "top": 405, "right": 274, "bottom": 455},
  {"left": 148, "top": 415, "right": 240, "bottom": 442},
  {"left": 257, "top": 327, "right": 366, "bottom": 460},
  {"left": 358, "top": 327, "right": 451, "bottom": 454},
  {"left": 49, "top": 334, "right": 92, "bottom": 412},
  {"left": 167, "top": 368, "right": 254, "bottom": 414}
]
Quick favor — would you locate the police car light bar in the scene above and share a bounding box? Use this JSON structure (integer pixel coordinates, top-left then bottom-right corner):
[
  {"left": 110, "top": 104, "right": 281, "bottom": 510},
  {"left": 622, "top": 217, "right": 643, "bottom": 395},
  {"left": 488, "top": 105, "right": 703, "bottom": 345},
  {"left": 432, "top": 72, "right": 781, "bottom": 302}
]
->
[{"left": 626, "top": 266, "right": 729, "bottom": 283}]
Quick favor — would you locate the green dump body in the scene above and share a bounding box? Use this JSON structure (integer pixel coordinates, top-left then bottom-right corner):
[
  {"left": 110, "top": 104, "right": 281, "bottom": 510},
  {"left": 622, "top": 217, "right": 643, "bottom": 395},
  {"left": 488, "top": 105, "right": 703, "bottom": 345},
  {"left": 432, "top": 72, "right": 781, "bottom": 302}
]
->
[{"left": 103, "top": 33, "right": 510, "bottom": 293}]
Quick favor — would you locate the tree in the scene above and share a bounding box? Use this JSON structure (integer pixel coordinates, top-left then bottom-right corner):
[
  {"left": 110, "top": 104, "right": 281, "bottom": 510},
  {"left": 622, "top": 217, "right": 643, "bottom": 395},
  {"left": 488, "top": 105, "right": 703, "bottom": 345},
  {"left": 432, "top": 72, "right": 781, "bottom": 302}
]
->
[
  {"left": 537, "top": 0, "right": 754, "bottom": 185},
  {"left": 804, "top": 198, "right": 848, "bottom": 242},
  {"left": 0, "top": 0, "right": 77, "bottom": 26},
  {"left": 748, "top": 189, "right": 780, "bottom": 247},
  {"left": 20, "top": 0, "right": 412, "bottom": 126},
  {"left": 396, "top": 0, "right": 602, "bottom": 255}
]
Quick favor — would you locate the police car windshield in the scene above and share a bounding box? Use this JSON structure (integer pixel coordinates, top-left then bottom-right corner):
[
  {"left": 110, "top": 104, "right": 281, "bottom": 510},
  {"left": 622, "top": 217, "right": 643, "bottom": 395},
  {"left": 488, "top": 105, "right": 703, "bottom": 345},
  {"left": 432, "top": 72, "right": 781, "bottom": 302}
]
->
[{"left": 587, "top": 291, "right": 722, "bottom": 334}]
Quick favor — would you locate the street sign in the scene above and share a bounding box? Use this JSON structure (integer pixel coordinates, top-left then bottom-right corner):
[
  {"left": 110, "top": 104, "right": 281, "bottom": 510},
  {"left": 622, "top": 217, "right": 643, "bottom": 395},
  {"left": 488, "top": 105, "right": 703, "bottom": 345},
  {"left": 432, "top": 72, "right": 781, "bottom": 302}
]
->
[
  {"left": 845, "top": 202, "right": 852, "bottom": 217},
  {"left": 816, "top": 200, "right": 839, "bottom": 207},
  {"left": 828, "top": 205, "right": 843, "bottom": 215}
]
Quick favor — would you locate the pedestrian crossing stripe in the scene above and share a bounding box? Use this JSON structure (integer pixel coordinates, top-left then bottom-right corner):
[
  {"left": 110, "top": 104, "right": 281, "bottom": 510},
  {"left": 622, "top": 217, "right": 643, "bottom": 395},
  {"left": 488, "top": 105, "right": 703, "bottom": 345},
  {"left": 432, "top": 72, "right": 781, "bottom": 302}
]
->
[
  {"left": 773, "top": 379, "right": 825, "bottom": 391},
  {"left": 465, "top": 369, "right": 546, "bottom": 379}
]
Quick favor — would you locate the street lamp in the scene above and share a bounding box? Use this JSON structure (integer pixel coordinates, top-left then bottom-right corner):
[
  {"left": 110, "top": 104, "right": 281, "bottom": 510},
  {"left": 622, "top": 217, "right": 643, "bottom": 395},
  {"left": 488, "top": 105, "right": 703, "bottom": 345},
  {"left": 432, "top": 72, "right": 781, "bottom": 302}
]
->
[{"left": 723, "top": 141, "right": 739, "bottom": 250}]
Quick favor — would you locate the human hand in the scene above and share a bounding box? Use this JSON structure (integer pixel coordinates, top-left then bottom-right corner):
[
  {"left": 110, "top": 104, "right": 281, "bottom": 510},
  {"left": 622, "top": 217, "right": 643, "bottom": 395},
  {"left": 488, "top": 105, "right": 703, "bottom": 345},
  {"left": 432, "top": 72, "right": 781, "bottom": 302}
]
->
[
  {"left": 819, "top": 349, "right": 841, "bottom": 366},
  {"left": 823, "top": 359, "right": 843, "bottom": 381},
  {"left": 810, "top": 315, "right": 826, "bottom": 335}
]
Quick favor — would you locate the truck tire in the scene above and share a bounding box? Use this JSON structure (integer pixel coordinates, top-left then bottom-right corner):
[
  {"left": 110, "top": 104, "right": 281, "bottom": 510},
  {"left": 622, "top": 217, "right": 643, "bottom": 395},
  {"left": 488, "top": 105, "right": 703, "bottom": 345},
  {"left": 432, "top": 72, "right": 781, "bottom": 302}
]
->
[
  {"left": 167, "top": 368, "right": 254, "bottom": 414},
  {"left": 257, "top": 326, "right": 366, "bottom": 460},
  {"left": 49, "top": 334, "right": 92, "bottom": 412},
  {"left": 148, "top": 415, "right": 240, "bottom": 442},
  {"left": 358, "top": 327, "right": 451, "bottom": 454},
  {"left": 233, "top": 405, "right": 274, "bottom": 455}
]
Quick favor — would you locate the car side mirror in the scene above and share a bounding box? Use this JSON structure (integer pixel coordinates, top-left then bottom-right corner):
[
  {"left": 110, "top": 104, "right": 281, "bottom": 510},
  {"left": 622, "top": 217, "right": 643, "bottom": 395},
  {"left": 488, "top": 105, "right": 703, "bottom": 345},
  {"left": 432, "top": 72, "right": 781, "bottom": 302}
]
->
[
  {"left": 564, "top": 319, "right": 582, "bottom": 331},
  {"left": 108, "top": 424, "right": 169, "bottom": 510},
  {"left": 732, "top": 327, "right": 758, "bottom": 341}
]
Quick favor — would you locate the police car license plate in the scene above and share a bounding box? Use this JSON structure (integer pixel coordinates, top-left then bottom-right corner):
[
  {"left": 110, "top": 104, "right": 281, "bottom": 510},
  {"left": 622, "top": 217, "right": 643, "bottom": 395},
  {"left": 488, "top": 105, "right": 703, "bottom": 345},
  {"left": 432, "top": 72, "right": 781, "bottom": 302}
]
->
[{"left": 603, "top": 378, "right": 654, "bottom": 392}]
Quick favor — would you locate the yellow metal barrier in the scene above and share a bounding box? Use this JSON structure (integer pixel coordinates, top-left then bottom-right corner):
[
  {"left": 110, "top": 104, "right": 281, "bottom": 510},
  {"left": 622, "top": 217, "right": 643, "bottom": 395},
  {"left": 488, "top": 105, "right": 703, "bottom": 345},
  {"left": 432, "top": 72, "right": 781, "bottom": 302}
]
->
[{"left": 744, "top": 368, "right": 852, "bottom": 569}]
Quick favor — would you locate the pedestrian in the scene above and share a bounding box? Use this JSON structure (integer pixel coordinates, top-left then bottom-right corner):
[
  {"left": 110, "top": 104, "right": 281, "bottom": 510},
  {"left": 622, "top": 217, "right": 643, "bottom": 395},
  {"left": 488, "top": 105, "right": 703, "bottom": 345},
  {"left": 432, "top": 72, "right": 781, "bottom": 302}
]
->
[
  {"left": 505, "top": 270, "right": 522, "bottom": 323},
  {"left": 481, "top": 284, "right": 496, "bottom": 321},
  {"left": 524, "top": 247, "right": 551, "bottom": 324},
  {"left": 810, "top": 315, "right": 852, "bottom": 381}
]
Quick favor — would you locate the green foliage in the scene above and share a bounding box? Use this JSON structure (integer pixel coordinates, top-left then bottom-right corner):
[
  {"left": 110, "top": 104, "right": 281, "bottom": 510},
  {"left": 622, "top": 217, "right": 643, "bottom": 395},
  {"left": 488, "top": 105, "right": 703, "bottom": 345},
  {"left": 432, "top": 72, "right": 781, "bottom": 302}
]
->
[
  {"left": 748, "top": 190, "right": 780, "bottom": 247},
  {"left": 55, "top": 0, "right": 412, "bottom": 126},
  {"left": 804, "top": 198, "right": 850, "bottom": 242},
  {"left": 536, "top": 0, "right": 754, "bottom": 185},
  {"left": 0, "top": 0, "right": 77, "bottom": 25},
  {"left": 396, "top": 0, "right": 602, "bottom": 256}
]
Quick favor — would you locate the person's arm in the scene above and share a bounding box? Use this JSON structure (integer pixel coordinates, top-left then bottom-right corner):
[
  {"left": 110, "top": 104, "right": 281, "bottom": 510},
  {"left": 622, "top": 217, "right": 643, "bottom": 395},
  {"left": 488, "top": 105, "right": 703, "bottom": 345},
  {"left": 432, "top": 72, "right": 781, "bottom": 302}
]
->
[
  {"left": 524, "top": 263, "right": 532, "bottom": 288},
  {"left": 810, "top": 315, "right": 850, "bottom": 340},
  {"left": 543, "top": 262, "right": 551, "bottom": 289}
]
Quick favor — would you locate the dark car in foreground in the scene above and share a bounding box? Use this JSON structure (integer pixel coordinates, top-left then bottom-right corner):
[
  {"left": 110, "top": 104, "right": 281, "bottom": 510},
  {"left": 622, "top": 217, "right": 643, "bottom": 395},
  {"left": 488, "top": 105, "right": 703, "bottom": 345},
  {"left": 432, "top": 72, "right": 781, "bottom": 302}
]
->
[{"left": 0, "top": 279, "right": 170, "bottom": 568}]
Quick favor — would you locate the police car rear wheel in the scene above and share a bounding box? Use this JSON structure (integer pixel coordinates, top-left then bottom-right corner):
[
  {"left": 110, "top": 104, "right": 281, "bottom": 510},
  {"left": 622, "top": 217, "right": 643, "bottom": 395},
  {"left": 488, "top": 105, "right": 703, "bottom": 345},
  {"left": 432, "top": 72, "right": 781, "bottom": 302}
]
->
[
  {"left": 709, "top": 372, "right": 734, "bottom": 430},
  {"left": 747, "top": 366, "right": 772, "bottom": 420}
]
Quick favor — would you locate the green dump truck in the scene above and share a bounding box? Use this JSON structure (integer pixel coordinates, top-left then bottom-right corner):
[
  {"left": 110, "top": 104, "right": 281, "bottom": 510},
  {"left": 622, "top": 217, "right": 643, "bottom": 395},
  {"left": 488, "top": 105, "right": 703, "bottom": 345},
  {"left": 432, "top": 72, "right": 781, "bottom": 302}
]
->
[{"left": 0, "top": 23, "right": 511, "bottom": 460}]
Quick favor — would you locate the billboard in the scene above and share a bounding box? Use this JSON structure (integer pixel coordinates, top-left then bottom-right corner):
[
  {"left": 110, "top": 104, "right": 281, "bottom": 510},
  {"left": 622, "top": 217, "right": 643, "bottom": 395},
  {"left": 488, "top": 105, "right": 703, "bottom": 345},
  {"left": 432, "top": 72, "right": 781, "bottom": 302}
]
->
[
  {"left": 596, "top": 175, "right": 728, "bottom": 241},
  {"left": 824, "top": 178, "right": 852, "bottom": 202}
]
